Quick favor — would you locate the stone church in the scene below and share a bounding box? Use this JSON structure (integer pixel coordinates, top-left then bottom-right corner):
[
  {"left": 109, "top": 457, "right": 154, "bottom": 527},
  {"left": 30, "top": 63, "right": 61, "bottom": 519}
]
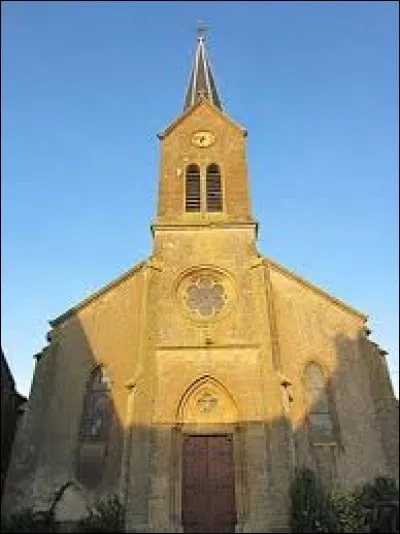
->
[{"left": 2, "top": 31, "right": 398, "bottom": 533}]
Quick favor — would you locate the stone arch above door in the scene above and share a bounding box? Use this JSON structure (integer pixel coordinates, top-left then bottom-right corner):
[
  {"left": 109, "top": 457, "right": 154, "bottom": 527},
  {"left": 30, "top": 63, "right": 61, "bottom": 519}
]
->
[{"left": 176, "top": 375, "right": 238, "bottom": 426}]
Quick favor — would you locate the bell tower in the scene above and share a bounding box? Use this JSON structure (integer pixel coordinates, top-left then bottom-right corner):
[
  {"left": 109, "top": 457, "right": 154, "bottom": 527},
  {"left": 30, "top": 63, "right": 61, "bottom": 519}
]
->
[
  {"left": 145, "top": 32, "right": 274, "bottom": 534},
  {"left": 152, "top": 27, "right": 257, "bottom": 238}
]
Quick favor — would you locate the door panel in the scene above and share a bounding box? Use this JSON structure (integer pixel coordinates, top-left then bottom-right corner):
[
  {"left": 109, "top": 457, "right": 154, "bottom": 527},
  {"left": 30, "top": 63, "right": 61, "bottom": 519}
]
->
[{"left": 182, "top": 435, "right": 236, "bottom": 533}]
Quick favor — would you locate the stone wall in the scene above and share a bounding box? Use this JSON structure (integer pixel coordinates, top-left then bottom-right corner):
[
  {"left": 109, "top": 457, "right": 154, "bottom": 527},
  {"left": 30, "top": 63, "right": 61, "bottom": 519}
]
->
[
  {"left": 2, "top": 265, "right": 147, "bottom": 516},
  {"left": 267, "top": 259, "right": 393, "bottom": 490}
]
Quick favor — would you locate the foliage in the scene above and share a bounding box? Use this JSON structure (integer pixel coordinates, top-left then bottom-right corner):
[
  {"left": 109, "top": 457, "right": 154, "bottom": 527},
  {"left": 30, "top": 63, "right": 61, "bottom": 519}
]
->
[
  {"left": 331, "top": 489, "right": 364, "bottom": 533},
  {"left": 75, "top": 495, "right": 124, "bottom": 533},
  {"left": 290, "top": 467, "right": 337, "bottom": 533},
  {"left": 332, "top": 476, "right": 399, "bottom": 533},
  {"left": 1, "top": 495, "right": 124, "bottom": 533},
  {"left": 290, "top": 467, "right": 399, "bottom": 534},
  {"left": 0, "top": 508, "right": 52, "bottom": 533}
]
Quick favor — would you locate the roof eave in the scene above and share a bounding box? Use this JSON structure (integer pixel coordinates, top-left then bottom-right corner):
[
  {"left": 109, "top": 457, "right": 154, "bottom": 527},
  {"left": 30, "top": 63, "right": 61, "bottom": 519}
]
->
[
  {"left": 263, "top": 256, "right": 367, "bottom": 321},
  {"left": 49, "top": 260, "right": 148, "bottom": 328}
]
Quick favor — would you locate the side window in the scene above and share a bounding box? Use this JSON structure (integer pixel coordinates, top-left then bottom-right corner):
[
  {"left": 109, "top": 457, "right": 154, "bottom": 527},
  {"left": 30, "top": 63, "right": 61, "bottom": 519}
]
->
[
  {"left": 304, "top": 362, "right": 334, "bottom": 442},
  {"left": 206, "top": 163, "right": 223, "bottom": 212},
  {"left": 80, "top": 366, "right": 111, "bottom": 440},
  {"left": 76, "top": 366, "right": 111, "bottom": 488},
  {"left": 185, "top": 164, "right": 201, "bottom": 212}
]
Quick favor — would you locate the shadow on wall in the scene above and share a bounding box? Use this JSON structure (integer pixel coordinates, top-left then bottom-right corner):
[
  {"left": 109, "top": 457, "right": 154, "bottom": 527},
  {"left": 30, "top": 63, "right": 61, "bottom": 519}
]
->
[{"left": 1, "top": 317, "right": 398, "bottom": 532}]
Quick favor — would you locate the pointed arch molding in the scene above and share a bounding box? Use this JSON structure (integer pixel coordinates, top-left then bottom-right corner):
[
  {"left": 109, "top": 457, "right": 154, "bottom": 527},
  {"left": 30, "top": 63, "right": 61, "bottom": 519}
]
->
[
  {"left": 171, "top": 376, "right": 246, "bottom": 533},
  {"left": 176, "top": 375, "right": 238, "bottom": 425}
]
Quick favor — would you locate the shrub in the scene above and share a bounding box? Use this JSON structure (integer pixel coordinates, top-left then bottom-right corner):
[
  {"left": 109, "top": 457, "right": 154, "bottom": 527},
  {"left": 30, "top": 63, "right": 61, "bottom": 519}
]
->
[
  {"left": 331, "top": 476, "right": 399, "bottom": 533},
  {"left": 0, "top": 508, "right": 52, "bottom": 533},
  {"left": 290, "top": 467, "right": 337, "bottom": 533},
  {"left": 291, "top": 468, "right": 399, "bottom": 534},
  {"left": 330, "top": 489, "right": 362, "bottom": 533},
  {"left": 76, "top": 495, "right": 124, "bottom": 533},
  {"left": 1, "top": 495, "right": 124, "bottom": 533}
]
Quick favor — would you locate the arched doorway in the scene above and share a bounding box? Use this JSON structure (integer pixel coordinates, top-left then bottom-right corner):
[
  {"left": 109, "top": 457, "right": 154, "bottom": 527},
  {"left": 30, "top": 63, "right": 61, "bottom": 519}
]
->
[{"left": 174, "top": 376, "right": 239, "bottom": 533}]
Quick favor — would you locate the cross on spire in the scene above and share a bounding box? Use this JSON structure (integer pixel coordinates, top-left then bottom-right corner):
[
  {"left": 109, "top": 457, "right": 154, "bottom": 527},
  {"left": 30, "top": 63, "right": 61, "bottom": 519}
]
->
[{"left": 197, "top": 20, "right": 207, "bottom": 40}]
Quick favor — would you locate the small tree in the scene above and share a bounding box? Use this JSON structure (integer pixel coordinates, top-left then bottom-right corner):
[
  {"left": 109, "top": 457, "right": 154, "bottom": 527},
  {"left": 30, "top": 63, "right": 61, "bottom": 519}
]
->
[{"left": 290, "top": 467, "right": 337, "bottom": 533}]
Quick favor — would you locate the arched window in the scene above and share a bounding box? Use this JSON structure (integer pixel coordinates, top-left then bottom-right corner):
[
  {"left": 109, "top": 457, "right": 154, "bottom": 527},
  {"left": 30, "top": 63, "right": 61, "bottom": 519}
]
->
[
  {"left": 304, "top": 363, "right": 334, "bottom": 442},
  {"left": 185, "top": 164, "right": 201, "bottom": 212},
  {"left": 76, "top": 366, "right": 111, "bottom": 488},
  {"left": 80, "top": 366, "right": 111, "bottom": 440},
  {"left": 206, "top": 163, "right": 223, "bottom": 212}
]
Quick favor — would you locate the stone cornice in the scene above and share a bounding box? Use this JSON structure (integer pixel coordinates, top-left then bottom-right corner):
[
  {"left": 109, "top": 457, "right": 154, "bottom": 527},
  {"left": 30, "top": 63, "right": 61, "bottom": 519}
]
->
[
  {"left": 155, "top": 343, "right": 260, "bottom": 351},
  {"left": 151, "top": 220, "right": 258, "bottom": 236}
]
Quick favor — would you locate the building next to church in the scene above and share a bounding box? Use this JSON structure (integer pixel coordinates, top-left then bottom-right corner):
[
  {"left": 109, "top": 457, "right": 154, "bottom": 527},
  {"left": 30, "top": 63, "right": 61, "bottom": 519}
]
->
[
  {"left": 2, "top": 30, "right": 398, "bottom": 533},
  {"left": 1, "top": 349, "right": 26, "bottom": 500}
]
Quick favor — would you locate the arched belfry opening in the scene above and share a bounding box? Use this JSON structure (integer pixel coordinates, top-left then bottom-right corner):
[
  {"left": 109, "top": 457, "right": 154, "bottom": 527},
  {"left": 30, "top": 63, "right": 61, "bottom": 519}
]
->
[{"left": 172, "top": 376, "right": 242, "bottom": 533}]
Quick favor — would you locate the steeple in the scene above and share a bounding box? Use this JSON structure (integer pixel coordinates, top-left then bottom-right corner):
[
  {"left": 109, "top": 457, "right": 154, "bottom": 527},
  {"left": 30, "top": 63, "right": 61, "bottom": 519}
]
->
[
  {"left": 154, "top": 25, "right": 254, "bottom": 232},
  {"left": 183, "top": 22, "right": 222, "bottom": 111}
]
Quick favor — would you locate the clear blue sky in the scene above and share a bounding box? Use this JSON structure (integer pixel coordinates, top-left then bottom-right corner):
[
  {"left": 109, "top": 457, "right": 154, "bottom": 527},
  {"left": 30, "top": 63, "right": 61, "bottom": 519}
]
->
[{"left": 1, "top": 1, "right": 398, "bottom": 398}]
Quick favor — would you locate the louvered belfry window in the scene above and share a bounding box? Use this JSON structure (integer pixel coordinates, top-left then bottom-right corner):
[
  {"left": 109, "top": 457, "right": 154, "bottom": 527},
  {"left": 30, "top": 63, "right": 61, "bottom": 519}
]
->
[
  {"left": 206, "top": 163, "right": 223, "bottom": 212},
  {"left": 185, "top": 164, "right": 201, "bottom": 212}
]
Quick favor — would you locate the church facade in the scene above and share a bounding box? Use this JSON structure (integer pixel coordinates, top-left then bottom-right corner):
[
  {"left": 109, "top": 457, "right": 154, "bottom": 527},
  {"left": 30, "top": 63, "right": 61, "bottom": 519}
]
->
[{"left": 2, "top": 32, "right": 398, "bottom": 533}]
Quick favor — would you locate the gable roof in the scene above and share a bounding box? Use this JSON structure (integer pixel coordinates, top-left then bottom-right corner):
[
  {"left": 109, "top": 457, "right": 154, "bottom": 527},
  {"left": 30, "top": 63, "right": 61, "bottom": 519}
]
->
[
  {"left": 263, "top": 256, "right": 367, "bottom": 321},
  {"left": 49, "top": 260, "right": 147, "bottom": 328},
  {"left": 158, "top": 97, "right": 247, "bottom": 140}
]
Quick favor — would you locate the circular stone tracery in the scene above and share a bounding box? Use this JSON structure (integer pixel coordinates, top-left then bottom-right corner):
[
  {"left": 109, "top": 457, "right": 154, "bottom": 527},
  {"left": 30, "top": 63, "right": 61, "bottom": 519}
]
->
[
  {"left": 185, "top": 275, "right": 226, "bottom": 317},
  {"left": 176, "top": 268, "right": 235, "bottom": 321}
]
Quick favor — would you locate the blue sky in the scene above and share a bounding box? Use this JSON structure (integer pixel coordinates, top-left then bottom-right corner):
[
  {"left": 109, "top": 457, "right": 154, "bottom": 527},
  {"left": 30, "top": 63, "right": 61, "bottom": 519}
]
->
[{"left": 1, "top": 1, "right": 398, "bottom": 398}]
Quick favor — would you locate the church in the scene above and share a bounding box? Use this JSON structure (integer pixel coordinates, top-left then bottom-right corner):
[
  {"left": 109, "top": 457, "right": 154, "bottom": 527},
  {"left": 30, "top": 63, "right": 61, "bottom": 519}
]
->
[{"left": 2, "top": 30, "right": 398, "bottom": 533}]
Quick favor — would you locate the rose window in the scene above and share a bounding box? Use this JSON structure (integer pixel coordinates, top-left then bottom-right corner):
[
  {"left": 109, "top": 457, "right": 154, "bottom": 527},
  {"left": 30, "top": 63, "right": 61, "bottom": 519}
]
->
[
  {"left": 184, "top": 275, "right": 227, "bottom": 317},
  {"left": 176, "top": 268, "right": 235, "bottom": 322}
]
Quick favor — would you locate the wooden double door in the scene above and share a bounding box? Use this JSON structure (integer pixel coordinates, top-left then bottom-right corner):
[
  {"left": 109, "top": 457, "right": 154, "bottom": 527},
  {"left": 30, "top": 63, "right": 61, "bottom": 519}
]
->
[{"left": 182, "top": 434, "right": 236, "bottom": 533}]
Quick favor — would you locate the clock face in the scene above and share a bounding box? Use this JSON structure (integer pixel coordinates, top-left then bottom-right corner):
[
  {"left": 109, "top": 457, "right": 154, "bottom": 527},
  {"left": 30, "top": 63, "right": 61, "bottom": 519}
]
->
[{"left": 191, "top": 130, "right": 215, "bottom": 148}]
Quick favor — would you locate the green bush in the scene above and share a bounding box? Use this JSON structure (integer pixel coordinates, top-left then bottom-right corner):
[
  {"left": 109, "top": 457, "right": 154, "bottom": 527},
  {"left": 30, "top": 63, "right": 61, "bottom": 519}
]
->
[
  {"left": 331, "top": 489, "right": 364, "bottom": 533},
  {"left": 332, "top": 476, "right": 399, "bottom": 533},
  {"left": 0, "top": 508, "right": 52, "bottom": 533},
  {"left": 290, "top": 468, "right": 399, "bottom": 533},
  {"left": 75, "top": 495, "right": 124, "bottom": 533},
  {"left": 1, "top": 495, "right": 124, "bottom": 533},
  {"left": 290, "top": 467, "right": 337, "bottom": 533}
]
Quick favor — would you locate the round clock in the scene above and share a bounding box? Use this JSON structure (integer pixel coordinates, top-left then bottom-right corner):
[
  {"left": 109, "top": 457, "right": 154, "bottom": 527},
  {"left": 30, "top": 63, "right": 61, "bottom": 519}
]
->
[{"left": 191, "top": 130, "right": 215, "bottom": 148}]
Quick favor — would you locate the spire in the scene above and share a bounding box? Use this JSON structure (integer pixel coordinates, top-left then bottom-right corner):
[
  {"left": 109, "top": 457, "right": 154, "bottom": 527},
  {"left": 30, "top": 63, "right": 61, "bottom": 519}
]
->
[{"left": 183, "top": 22, "right": 223, "bottom": 111}]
